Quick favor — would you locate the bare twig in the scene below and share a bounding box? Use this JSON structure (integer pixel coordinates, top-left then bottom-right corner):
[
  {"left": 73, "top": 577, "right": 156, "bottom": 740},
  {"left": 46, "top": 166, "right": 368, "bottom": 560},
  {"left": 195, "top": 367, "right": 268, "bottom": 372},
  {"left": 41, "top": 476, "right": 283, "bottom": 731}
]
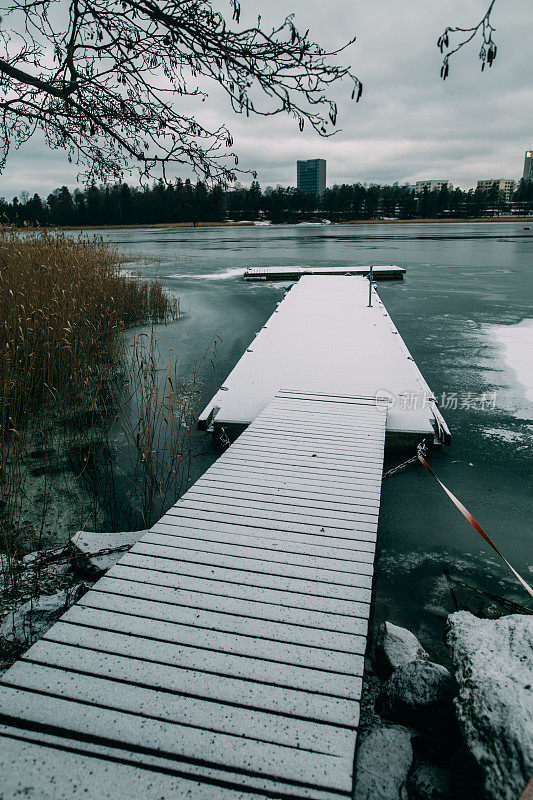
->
[
  {"left": 438, "top": 0, "right": 498, "bottom": 80},
  {"left": 0, "top": 0, "right": 361, "bottom": 183}
]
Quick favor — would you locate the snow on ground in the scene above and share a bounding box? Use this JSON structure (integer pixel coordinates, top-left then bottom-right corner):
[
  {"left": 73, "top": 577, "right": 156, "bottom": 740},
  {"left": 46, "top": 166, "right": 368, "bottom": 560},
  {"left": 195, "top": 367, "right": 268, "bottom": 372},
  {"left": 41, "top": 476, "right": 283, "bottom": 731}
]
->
[{"left": 493, "top": 319, "right": 533, "bottom": 404}]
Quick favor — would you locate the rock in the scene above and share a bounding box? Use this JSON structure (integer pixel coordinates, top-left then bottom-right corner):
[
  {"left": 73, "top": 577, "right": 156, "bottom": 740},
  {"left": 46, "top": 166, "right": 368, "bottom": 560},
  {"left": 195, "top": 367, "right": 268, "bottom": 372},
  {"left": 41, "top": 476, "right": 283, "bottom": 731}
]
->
[
  {"left": 354, "top": 725, "right": 413, "bottom": 800},
  {"left": 376, "top": 659, "right": 458, "bottom": 733},
  {"left": 375, "top": 621, "right": 429, "bottom": 679},
  {"left": 0, "top": 583, "right": 89, "bottom": 643},
  {"left": 447, "top": 611, "right": 533, "bottom": 800},
  {"left": 407, "top": 763, "right": 451, "bottom": 800},
  {"left": 72, "top": 529, "right": 147, "bottom": 575}
]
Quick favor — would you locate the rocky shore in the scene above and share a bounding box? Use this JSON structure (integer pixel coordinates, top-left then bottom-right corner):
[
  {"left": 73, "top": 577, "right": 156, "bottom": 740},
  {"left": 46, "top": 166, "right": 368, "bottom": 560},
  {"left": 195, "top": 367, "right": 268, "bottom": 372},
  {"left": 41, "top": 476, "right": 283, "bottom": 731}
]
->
[{"left": 355, "top": 617, "right": 533, "bottom": 800}]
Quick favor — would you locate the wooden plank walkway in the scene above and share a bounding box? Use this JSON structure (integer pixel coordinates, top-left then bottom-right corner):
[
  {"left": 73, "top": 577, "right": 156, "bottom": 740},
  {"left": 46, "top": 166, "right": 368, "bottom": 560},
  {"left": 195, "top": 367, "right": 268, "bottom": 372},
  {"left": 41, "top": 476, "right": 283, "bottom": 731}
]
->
[
  {"left": 0, "top": 391, "right": 387, "bottom": 800},
  {"left": 244, "top": 265, "right": 405, "bottom": 281}
]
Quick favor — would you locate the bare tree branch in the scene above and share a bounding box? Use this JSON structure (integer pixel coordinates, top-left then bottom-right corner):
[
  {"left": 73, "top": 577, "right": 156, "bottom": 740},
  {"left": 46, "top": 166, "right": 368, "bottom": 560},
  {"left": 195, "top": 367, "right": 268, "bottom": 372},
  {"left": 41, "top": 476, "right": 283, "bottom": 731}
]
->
[
  {"left": 438, "top": 0, "right": 498, "bottom": 80},
  {"left": 0, "top": 0, "right": 362, "bottom": 183}
]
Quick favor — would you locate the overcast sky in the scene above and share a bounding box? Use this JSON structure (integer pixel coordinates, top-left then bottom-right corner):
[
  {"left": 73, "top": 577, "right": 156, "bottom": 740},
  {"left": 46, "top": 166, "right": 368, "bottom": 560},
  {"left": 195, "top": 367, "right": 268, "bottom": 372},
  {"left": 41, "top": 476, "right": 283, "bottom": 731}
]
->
[{"left": 0, "top": 0, "right": 530, "bottom": 198}]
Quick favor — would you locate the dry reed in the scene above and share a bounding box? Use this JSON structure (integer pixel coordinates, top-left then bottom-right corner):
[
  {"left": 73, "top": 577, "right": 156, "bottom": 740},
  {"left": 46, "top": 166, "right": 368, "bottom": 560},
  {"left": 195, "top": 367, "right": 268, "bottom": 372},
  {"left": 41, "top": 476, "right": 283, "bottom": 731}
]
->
[{"left": 0, "top": 227, "right": 180, "bottom": 589}]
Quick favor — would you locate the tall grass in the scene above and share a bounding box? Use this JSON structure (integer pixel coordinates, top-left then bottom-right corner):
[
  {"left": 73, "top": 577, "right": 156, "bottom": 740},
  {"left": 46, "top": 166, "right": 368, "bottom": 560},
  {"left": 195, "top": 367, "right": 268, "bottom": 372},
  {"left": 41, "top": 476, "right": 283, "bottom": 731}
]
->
[
  {"left": 0, "top": 228, "right": 176, "bottom": 423},
  {"left": 0, "top": 228, "right": 182, "bottom": 591}
]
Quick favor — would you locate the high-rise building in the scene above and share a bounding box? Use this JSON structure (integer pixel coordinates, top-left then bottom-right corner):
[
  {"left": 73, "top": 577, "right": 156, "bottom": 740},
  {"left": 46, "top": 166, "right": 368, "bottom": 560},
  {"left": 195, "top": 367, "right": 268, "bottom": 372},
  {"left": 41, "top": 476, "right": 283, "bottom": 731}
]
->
[
  {"left": 415, "top": 180, "right": 450, "bottom": 193},
  {"left": 297, "top": 159, "right": 326, "bottom": 197},
  {"left": 476, "top": 178, "right": 515, "bottom": 202},
  {"left": 523, "top": 151, "right": 533, "bottom": 182}
]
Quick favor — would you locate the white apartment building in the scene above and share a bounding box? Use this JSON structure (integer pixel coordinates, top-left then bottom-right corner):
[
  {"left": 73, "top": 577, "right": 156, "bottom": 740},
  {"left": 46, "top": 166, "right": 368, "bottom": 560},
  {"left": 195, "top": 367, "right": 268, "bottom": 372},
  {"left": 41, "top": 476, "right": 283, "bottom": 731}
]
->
[
  {"left": 476, "top": 178, "right": 515, "bottom": 202},
  {"left": 415, "top": 180, "right": 450, "bottom": 193}
]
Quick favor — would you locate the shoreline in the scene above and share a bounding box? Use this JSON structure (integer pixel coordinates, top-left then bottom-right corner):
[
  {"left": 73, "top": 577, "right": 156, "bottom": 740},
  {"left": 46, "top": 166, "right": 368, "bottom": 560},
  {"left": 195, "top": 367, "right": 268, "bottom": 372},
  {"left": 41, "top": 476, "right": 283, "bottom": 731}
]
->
[{"left": 30, "top": 215, "right": 533, "bottom": 232}]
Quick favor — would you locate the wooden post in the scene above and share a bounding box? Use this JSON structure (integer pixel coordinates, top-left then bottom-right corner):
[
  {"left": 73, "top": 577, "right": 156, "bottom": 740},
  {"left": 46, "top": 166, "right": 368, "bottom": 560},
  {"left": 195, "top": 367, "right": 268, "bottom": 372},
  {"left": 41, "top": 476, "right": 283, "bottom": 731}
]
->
[{"left": 368, "top": 265, "right": 373, "bottom": 306}]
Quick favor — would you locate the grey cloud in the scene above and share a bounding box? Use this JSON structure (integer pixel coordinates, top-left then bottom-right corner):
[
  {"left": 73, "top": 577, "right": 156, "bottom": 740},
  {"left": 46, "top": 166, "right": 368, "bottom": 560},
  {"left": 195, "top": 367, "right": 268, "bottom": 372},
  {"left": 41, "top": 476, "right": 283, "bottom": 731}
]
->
[{"left": 0, "top": 0, "right": 530, "bottom": 197}]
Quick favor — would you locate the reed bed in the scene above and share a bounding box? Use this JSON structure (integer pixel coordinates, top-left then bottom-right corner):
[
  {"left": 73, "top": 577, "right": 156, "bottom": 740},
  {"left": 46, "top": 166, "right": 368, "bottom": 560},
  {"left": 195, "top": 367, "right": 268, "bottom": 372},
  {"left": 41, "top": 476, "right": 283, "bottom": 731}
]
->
[
  {"left": 0, "top": 228, "right": 183, "bottom": 591},
  {"left": 0, "top": 228, "right": 176, "bottom": 423}
]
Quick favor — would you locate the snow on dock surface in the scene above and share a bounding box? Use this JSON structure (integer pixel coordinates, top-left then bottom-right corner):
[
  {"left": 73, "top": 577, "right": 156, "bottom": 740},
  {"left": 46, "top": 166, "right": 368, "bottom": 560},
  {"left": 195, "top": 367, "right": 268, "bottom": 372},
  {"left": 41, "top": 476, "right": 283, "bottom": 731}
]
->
[
  {"left": 200, "top": 275, "right": 449, "bottom": 445},
  {"left": 244, "top": 264, "right": 405, "bottom": 280},
  {"left": 0, "top": 391, "right": 386, "bottom": 800}
]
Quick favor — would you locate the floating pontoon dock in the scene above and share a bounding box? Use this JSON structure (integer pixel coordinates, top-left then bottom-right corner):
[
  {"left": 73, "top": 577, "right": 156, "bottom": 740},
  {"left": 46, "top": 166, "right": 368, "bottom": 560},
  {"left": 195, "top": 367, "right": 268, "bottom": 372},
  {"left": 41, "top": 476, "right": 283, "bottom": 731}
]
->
[
  {"left": 244, "top": 264, "right": 405, "bottom": 280},
  {"left": 0, "top": 391, "right": 387, "bottom": 800},
  {"left": 200, "top": 275, "right": 449, "bottom": 446},
  {"left": 0, "top": 273, "right": 449, "bottom": 798}
]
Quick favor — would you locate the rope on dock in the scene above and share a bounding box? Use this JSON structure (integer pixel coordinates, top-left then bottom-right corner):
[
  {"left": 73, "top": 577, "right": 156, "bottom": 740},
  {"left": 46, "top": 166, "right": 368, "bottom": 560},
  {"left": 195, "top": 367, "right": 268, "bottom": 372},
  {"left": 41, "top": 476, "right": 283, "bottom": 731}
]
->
[
  {"left": 418, "top": 452, "right": 533, "bottom": 600},
  {"left": 383, "top": 442, "right": 532, "bottom": 600}
]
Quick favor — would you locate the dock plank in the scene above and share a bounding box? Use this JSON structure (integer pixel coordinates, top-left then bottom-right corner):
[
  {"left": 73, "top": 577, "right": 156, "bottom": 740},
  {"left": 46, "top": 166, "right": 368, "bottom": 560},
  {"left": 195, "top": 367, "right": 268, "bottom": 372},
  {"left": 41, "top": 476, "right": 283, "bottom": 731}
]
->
[
  {"left": 44, "top": 621, "right": 364, "bottom": 698},
  {"left": 168, "top": 498, "right": 379, "bottom": 528},
  {"left": 3, "top": 662, "right": 354, "bottom": 754},
  {"left": 118, "top": 551, "right": 374, "bottom": 599},
  {"left": 141, "top": 530, "right": 376, "bottom": 567},
  {"left": 193, "top": 473, "right": 382, "bottom": 503},
  {"left": 182, "top": 485, "right": 381, "bottom": 513},
  {"left": 126, "top": 542, "right": 375, "bottom": 585},
  {"left": 163, "top": 508, "right": 378, "bottom": 538},
  {"left": 92, "top": 576, "right": 369, "bottom": 634},
  {"left": 63, "top": 604, "right": 367, "bottom": 672},
  {"left": 0, "top": 391, "right": 386, "bottom": 798},
  {"left": 146, "top": 526, "right": 377, "bottom": 561},
  {"left": 79, "top": 590, "right": 369, "bottom": 652},
  {"left": 19, "top": 640, "right": 360, "bottom": 725},
  {"left": 0, "top": 686, "right": 354, "bottom": 792},
  {"left": 108, "top": 563, "right": 372, "bottom": 616},
  {"left": 0, "top": 727, "right": 350, "bottom": 800}
]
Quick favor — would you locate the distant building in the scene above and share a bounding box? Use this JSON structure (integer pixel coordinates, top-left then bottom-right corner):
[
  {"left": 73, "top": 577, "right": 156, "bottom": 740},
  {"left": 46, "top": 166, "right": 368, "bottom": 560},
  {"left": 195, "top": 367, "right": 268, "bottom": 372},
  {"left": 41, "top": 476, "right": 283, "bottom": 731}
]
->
[
  {"left": 476, "top": 178, "right": 515, "bottom": 202},
  {"left": 297, "top": 159, "right": 326, "bottom": 197},
  {"left": 415, "top": 180, "right": 450, "bottom": 193},
  {"left": 523, "top": 151, "right": 533, "bottom": 182}
]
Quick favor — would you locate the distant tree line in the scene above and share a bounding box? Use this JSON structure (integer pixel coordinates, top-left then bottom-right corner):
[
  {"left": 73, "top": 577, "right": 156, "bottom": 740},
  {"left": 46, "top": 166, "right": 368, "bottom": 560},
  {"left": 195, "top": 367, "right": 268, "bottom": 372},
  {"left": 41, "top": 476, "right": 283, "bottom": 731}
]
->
[{"left": 2, "top": 178, "right": 533, "bottom": 227}]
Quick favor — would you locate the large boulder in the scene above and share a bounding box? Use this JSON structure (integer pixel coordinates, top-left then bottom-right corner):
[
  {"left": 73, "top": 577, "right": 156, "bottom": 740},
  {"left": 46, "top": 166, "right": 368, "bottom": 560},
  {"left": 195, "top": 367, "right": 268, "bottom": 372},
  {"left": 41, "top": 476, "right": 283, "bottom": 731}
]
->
[
  {"left": 376, "top": 660, "right": 458, "bottom": 733},
  {"left": 0, "top": 583, "right": 89, "bottom": 643},
  {"left": 447, "top": 611, "right": 533, "bottom": 800},
  {"left": 353, "top": 724, "right": 413, "bottom": 800},
  {"left": 375, "top": 621, "right": 429, "bottom": 680}
]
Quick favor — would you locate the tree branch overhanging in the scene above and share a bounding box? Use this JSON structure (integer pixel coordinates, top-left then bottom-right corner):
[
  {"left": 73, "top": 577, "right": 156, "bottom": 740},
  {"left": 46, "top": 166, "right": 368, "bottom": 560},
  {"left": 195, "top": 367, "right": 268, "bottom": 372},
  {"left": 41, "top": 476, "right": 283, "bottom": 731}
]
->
[
  {"left": 0, "top": 0, "right": 362, "bottom": 183},
  {"left": 438, "top": 0, "right": 498, "bottom": 80}
]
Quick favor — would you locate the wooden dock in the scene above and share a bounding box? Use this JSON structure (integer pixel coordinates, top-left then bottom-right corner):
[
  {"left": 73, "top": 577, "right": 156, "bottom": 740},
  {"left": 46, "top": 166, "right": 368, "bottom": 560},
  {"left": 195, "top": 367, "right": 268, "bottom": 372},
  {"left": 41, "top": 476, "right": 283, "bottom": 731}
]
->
[
  {"left": 0, "top": 391, "right": 386, "bottom": 800},
  {"left": 199, "top": 275, "right": 449, "bottom": 446},
  {"left": 244, "top": 265, "right": 405, "bottom": 281}
]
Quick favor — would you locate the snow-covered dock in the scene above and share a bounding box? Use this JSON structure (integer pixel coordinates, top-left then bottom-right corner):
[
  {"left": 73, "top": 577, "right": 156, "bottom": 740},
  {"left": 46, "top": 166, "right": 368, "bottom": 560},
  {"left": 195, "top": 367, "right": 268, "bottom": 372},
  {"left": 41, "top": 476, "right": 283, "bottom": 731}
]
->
[
  {"left": 244, "top": 264, "right": 405, "bottom": 280},
  {"left": 199, "top": 275, "right": 449, "bottom": 446},
  {"left": 0, "top": 391, "right": 386, "bottom": 800}
]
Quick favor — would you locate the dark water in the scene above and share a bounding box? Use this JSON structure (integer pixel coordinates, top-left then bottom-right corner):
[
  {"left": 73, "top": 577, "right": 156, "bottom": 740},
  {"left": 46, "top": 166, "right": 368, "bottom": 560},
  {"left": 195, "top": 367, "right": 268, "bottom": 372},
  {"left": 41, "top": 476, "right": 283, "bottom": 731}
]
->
[{"left": 94, "top": 221, "right": 533, "bottom": 658}]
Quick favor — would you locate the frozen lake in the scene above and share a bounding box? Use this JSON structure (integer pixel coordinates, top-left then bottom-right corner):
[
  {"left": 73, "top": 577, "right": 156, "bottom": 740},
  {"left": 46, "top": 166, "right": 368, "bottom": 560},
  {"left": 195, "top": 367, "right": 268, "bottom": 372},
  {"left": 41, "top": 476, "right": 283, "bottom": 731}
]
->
[{"left": 91, "top": 221, "right": 533, "bottom": 657}]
